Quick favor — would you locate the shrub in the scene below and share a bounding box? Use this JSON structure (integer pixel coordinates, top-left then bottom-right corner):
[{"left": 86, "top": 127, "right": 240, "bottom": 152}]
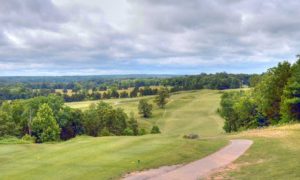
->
[
  {"left": 21, "top": 134, "right": 36, "bottom": 143},
  {"left": 139, "top": 128, "right": 147, "bottom": 135},
  {"left": 150, "top": 125, "right": 161, "bottom": 134},
  {"left": 123, "top": 128, "right": 134, "bottom": 136},
  {"left": 100, "top": 127, "right": 111, "bottom": 136},
  {"left": 183, "top": 133, "right": 199, "bottom": 139}
]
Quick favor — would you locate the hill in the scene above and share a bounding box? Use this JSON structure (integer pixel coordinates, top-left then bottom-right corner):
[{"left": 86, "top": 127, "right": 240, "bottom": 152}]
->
[{"left": 0, "top": 90, "right": 299, "bottom": 179}]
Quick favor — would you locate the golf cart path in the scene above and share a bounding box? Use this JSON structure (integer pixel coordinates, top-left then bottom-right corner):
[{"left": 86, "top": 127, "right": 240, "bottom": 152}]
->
[{"left": 123, "top": 139, "right": 253, "bottom": 180}]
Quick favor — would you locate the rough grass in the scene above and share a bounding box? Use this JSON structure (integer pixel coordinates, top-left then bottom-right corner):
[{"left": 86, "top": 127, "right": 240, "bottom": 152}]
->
[
  {"left": 0, "top": 90, "right": 227, "bottom": 180},
  {"left": 209, "top": 124, "right": 300, "bottom": 179}
]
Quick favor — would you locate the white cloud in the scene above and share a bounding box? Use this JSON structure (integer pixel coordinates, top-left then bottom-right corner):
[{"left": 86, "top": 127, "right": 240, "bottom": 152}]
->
[{"left": 0, "top": 0, "right": 299, "bottom": 75}]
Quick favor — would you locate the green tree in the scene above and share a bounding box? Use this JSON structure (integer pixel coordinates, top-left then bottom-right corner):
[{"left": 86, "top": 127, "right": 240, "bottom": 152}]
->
[
  {"left": 128, "top": 112, "right": 139, "bottom": 135},
  {"left": 254, "top": 61, "right": 291, "bottom": 124},
  {"left": 130, "top": 87, "right": 139, "bottom": 98},
  {"left": 0, "top": 110, "right": 20, "bottom": 137},
  {"left": 73, "top": 83, "right": 82, "bottom": 94},
  {"left": 82, "top": 103, "right": 102, "bottom": 136},
  {"left": 233, "top": 92, "right": 259, "bottom": 129},
  {"left": 249, "top": 74, "right": 261, "bottom": 87},
  {"left": 280, "top": 58, "right": 300, "bottom": 122},
  {"left": 219, "top": 92, "right": 240, "bottom": 132},
  {"left": 32, "top": 104, "right": 60, "bottom": 142},
  {"left": 120, "top": 91, "right": 129, "bottom": 98},
  {"left": 83, "top": 102, "right": 128, "bottom": 136},
  {"left": 105, "top": 108, "right": 127, "bottom": 135},
  {"left": 57, "top": 107, "right": 84, "bottom": 140},
  {"left": 154, "top": 87, "right": 170, "bottom": 108},
  {"left": 110, "top": 88, "right": 120, "bottom": 98},
  {"left": 138, "top": 99, "right": 153, "bottom": 118}
]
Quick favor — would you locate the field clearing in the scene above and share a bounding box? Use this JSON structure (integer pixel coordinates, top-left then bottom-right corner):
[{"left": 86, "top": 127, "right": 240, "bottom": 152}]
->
[
  {"left": 55, "top": 86, "right": 169, "bottom": 96},
  {"left": 0, "top": 90, "right": 227, "bottom": 179}
]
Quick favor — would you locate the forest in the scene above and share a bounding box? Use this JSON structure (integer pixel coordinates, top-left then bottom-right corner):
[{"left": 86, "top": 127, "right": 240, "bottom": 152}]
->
[{"left": 0, "top": 73, "right": 254, "bottom": 102}]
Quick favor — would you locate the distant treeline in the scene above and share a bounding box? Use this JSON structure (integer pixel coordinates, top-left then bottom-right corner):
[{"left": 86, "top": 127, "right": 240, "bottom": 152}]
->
[
  {"left": 219, "top": 57, "right": 300, "bottom": 132},
  {"left": 0, "top": 73, "right": 256, "bottom": 102}
]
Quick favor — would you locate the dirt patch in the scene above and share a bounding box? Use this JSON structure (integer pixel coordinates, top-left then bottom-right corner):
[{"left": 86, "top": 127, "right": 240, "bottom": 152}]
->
[
  {"left": 206, "top": 159, "right": 265, "bottom": 180},
  {"left": 235, "top": 128, "right": 290, "bottom": 138}
]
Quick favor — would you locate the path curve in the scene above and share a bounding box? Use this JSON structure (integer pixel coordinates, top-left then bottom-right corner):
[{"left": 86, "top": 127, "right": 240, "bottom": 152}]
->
[{"left": 123, "top": 139, "right": 253, "bottom": 180}]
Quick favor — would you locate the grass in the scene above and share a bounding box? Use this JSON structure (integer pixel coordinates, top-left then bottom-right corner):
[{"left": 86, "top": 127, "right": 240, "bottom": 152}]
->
[
  {"left": 209, "top": 124, "right": 300, "bottom": 179},
  {"left": 0, "top": 90, "right": 227, "bottom": 180},
  {"left": 2, "top": 89, "right": 299, "bottom": 179}
]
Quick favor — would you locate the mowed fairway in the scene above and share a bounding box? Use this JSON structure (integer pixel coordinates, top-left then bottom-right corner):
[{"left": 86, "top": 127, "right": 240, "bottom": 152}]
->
[{"left": 0, "top": 90, "right": 227, "bottom": 180}]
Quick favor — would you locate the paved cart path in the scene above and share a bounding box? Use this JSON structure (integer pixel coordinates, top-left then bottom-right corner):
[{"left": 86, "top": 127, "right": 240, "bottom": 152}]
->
[{"left": 123, "top": 139, "right": 253, "bottom": 180}]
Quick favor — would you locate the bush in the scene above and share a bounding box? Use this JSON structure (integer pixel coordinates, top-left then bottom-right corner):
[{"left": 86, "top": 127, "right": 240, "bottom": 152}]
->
[
  {"left": 100, "top": 127, "right": 111, "bottom": 136},
  {"left": 123, "top": 128, "right": 134, "bottom": 136},
  {"left": 21, "top": 134, "right": 36, "bottom": 143},
  {"left": 183, "top": 133, "right": 199, "bottom": 139},
  {"left": 150, "top": 125, "right": 161, "bottom": 134},
  {"left": 139, "top": 128, "right": 147, "bottom": 135}
]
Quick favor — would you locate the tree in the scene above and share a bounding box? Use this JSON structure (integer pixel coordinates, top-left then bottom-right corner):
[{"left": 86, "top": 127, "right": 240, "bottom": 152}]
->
[
  {"left": 57, "top": 107, "right": 84, "bottom": 140},
  {"left": 120, "top": 91, "right": 129, "bottom": 98},
  {"left": 254, "top": 61, "right": 291, "bottom": 124},
  {"left": 102, "top": 92, "right": 111, "bottom": 99},
  {"left": 154, "top": 87, "right": 170, "bottom": 108},
  {"left": 82, "top": 103, "right": 101, "bottom": 136},
  {"left": 249, "top": 75, "right": 261, "bottom": 87},
  {"left": 110, "top": 88, "right": 119, "bottom": 98},
  {"left": 72, "top": 83, "right": 82, "bottom": 94},
  {"left": 83, "top": 102, "right": 128, "bottom": 136},
  {"left": 128, "top": 112, "right": 139, "bottom": 135},
  {"left": 233, "top": 93, "right": 259, "bottom": 129},
  {"left": 130, "top": 87, "right": 139, "bottom": 98},
  {"left": 63, "top": 88, "right": 68, "bottom": 94},
  {"left": 219, "top": 92, "right": 240, "bottom": 132},
  {"left": 32, "top": 104, "right": 60, "bottom": 142},
  {"left": 280, "top": 58, "right": 300, "bottom": 122},
  {"left": 0, "top": 110, "right": 20, "bottom": 137},
  {"left": 138, "top": 99, "right": 153, "bottom": 118},
  {"left": 105, "top": 108, "right": 127, "bottom": 135}
]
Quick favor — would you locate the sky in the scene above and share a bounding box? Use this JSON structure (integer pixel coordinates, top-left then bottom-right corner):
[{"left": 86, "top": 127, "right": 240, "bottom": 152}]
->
[{"left": 0, "top": 0, "right": 300, "bottom": 76}]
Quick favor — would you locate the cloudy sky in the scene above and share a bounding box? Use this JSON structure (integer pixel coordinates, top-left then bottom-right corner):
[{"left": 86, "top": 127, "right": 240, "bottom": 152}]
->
[{"left": 0, "top": 0, "right": 300, "bottom": 76}]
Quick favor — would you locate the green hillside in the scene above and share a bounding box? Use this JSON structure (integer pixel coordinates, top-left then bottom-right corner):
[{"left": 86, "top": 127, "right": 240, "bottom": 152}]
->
[{"left": 0, "top": 90, "right": 227, "bottom": 179}]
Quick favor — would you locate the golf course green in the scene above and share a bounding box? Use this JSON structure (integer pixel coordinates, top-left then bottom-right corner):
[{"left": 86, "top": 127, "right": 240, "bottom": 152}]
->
[{"left": 0, "top": 90, "right": 299, "bottom": 179}]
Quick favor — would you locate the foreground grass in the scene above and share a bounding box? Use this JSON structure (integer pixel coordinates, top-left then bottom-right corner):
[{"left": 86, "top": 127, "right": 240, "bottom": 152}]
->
[
  {"left": 0, "top": 90, "right": 227, "bottom": 180},
  {"left": 0, "top": 136, "right": 226, "bottom": 180},
  {"left": 210, "top": 124, "right": 300, "bottom": 179}
]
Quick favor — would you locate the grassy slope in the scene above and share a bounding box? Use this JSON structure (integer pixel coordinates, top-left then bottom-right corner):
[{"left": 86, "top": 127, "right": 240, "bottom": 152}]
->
[
  {"left": 211, "top": 124, "right": 300, "bottom": 179},
  {"left": 0, "top": 90, "right": 227, "bottom": 180}
]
